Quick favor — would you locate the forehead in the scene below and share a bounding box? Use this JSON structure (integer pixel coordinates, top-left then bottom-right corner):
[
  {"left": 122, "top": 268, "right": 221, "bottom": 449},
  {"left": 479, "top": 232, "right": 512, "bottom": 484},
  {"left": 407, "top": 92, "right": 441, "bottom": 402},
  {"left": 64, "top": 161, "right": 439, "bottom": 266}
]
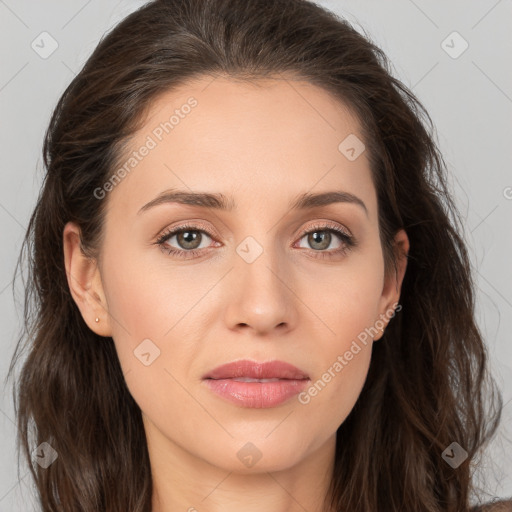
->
[
  {"left": 106, "top": 74, "right": 375, "bottom": 217},
  {"left": 144, "top": 73, "right": 365, "bottom": 145}
]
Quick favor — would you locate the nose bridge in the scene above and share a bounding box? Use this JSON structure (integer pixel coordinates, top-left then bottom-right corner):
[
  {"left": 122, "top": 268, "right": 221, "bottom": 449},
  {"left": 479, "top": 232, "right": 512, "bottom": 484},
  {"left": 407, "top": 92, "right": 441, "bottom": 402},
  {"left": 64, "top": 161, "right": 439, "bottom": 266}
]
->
[{"left": 225, "top": 231, "right": 296, "bottom": 333}]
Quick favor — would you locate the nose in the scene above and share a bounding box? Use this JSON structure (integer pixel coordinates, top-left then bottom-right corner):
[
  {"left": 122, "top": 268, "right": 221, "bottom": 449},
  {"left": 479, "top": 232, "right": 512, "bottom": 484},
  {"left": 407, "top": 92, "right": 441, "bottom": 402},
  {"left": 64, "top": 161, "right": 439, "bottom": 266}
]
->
[{"left": 223, "top": 244, "right": 298, "bottom": 336}]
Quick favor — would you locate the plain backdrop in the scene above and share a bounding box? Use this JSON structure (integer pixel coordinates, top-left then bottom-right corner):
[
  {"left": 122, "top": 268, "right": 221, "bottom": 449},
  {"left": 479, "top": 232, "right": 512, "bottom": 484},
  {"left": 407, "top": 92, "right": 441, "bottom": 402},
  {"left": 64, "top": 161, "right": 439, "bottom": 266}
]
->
[{"left": 1, "top": 0, "right": 511, "bottom": 509}]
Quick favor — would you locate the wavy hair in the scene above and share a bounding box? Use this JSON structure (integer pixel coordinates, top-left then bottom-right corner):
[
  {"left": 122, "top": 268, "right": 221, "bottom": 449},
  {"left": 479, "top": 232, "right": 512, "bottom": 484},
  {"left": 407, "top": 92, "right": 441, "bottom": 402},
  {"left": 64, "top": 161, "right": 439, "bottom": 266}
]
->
[{"left": 6, "top": 0, "right": 505, "bottom": 510}]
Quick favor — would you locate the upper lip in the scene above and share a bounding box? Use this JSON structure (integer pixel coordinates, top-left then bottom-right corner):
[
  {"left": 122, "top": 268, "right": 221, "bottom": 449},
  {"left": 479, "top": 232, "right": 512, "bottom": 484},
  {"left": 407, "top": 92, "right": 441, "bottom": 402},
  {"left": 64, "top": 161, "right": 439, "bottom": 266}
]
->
[{"left": 203, "top": 360, "right": 309, "bottom": 380}]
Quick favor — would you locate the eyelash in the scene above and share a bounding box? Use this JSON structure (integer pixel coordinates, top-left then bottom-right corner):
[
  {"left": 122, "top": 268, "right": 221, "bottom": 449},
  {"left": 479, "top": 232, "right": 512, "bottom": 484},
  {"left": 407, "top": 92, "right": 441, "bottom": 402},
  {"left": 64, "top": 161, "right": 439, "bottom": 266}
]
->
[{"left": 155, "top": 222, "right": 356, "bottom": 260}]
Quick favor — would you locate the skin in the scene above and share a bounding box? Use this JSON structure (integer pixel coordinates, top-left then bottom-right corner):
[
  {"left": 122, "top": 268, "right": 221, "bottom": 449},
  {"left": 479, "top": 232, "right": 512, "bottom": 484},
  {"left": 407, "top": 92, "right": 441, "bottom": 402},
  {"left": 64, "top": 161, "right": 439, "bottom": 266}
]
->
[{"left": 63, "top": 74, "right": 409, "bottom": 512}]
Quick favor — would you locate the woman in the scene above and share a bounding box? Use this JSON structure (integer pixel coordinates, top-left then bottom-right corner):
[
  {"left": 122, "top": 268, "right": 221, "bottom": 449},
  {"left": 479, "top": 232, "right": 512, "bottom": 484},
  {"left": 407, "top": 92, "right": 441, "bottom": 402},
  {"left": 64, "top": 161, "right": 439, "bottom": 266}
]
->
[{"left": 7, "top": 0, "right": 510, "bottom": 510}]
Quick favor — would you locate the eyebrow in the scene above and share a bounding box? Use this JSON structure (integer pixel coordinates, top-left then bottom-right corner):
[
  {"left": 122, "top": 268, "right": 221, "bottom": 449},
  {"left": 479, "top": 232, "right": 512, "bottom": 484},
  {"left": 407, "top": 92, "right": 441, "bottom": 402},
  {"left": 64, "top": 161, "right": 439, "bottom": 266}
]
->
[{"left": 137, "top": 189, "right": 368, "bottom": 217}]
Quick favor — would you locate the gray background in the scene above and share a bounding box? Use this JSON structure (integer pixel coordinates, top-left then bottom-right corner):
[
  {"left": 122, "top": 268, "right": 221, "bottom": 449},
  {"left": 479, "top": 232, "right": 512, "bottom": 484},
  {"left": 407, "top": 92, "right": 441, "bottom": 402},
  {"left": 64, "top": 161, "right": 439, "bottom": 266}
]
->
[{"left": 1, "top": 0, "right": 511, "bottom": 509}]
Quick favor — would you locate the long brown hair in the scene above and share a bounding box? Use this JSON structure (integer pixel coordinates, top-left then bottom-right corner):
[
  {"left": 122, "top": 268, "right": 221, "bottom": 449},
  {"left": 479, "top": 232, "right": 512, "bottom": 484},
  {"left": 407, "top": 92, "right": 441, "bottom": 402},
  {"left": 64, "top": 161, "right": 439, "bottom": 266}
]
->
[{"left": 6, "top": 0, "right": 505, "bottom": 510}]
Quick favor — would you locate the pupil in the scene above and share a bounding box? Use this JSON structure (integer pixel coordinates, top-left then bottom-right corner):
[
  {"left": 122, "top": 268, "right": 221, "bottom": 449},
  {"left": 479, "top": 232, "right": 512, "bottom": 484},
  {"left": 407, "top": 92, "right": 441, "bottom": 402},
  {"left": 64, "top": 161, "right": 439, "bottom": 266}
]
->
[
  {"left": 179, "top": 231, "right": 200, "bottom": 249},
  {"left": 309, "top": 231, "right": 330, "bottom": 250}
]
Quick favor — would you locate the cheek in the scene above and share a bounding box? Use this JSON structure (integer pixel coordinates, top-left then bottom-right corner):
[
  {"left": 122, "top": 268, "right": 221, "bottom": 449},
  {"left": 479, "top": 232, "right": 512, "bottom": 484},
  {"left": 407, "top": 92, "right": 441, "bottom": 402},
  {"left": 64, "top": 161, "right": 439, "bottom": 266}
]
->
[
  {"left": 305, "top": 245, "right": 385, "bottom": 342},
  {"left": 101, "top": 245, "right": 204, "bottom": 342},
  {"left": 99, "top": 246, "right": 214, "bottom": 399},
  {"left": 299, "top": 337, "right": 373, "bottom": 434},
  {"left": 100, "top": 254, "right": 201, "bottom": 426},
  {"left": 297, "top": 247, "right": 383, "bottom": 424}
]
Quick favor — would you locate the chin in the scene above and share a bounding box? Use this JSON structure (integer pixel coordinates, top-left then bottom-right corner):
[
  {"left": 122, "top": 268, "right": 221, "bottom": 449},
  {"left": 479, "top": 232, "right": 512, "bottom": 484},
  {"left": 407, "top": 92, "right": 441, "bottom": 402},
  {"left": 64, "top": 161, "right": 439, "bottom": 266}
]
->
[{"left": 203, "top": 435, "right": 312, "bottom": 474}]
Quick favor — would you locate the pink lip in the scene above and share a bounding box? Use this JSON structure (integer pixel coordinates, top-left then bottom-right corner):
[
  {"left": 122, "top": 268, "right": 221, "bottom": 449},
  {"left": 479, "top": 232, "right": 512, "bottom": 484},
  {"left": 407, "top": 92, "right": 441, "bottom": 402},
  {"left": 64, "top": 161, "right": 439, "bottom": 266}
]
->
[
  {"left": 203, "top": 359, "right": 309, "bottom": 380},
  {"left": 202, "top": 360, "right": 310, "bottom": 408}
]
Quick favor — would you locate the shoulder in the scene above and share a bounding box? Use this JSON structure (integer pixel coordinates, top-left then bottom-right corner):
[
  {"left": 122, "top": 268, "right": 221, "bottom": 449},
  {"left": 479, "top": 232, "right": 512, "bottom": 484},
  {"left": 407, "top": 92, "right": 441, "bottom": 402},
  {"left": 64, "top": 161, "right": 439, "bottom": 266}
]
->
[{"left": 471, "top": 500, "right": 512, "bottom": 511}]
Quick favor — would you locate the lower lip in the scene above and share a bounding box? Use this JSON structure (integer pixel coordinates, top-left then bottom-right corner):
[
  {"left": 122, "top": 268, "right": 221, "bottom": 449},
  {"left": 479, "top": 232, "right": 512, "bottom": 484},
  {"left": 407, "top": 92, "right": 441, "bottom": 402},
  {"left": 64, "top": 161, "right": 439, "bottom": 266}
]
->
[{"left": 203, "top": 378, "right": 309, "bottom": 408}]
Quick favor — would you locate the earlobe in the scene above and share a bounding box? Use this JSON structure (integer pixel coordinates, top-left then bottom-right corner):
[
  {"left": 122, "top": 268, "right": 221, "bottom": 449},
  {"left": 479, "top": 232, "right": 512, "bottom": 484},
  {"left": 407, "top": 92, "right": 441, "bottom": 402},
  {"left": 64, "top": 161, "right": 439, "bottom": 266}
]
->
[
  {"left": 374, "top": 229, "right": 409, "bottom": 341},
  {"left": 62, "top": 222, "right": 112, "bottom": 337}
]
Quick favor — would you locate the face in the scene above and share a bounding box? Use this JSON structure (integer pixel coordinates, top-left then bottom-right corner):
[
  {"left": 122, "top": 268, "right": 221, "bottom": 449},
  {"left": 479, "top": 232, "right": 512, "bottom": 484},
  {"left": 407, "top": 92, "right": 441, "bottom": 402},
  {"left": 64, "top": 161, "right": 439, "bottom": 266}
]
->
[{"left": 65, "top": 74, "right": 407, "bottom": 475}]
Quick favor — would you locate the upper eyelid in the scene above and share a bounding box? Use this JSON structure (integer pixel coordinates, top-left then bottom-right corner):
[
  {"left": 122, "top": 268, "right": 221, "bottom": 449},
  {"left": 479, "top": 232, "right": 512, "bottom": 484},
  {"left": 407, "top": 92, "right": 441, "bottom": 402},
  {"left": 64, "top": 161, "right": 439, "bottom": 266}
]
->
[
  {"left": 157, "top": 223, "right": 216, "bottom": 242},
  {"left": 299, "top": 222, "right": 352, "bottom": 237}
]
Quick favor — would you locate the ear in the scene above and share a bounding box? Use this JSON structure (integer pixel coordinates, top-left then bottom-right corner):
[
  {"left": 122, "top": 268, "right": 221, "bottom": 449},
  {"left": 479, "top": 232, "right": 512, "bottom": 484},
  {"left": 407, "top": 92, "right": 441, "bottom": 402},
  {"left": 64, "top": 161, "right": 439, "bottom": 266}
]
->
[
  {"left": 374, "top": 228, "right": 409, "bottom": 341},
  {"left": 63, "top": 222, "right": 112, "bottom": 337}
]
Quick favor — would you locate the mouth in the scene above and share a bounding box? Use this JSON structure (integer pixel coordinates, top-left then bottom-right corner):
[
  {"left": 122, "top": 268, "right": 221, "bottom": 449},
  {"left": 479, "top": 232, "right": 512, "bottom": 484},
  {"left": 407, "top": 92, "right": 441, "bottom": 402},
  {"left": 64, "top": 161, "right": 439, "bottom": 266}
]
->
[{"left": 202, "top": 359, "right": 310, "bottom": 408}]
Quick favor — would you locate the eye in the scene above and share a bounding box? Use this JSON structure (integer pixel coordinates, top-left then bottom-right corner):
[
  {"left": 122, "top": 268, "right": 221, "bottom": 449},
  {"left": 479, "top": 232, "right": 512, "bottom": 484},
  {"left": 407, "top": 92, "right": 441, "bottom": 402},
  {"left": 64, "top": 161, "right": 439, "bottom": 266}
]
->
[
  {"left": 155, "top": 224, "right": 217, "bottom": 259},
  {"left": 294, "top": 222, "right": 356, "bottom": 258},
  {"left": 155, "top": 221, "right": 356, "bottom": 260}
]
